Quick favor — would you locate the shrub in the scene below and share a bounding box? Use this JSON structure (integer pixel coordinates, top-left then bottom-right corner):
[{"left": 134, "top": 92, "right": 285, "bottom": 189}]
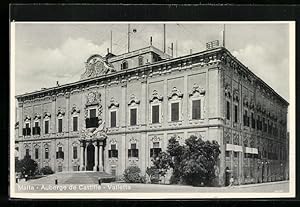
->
[
  {"left": 40, "top": 166, "right": 54, "bottom": 175},
  {"left": 123, "top": 166, "right": 143, "bottom": 183}
]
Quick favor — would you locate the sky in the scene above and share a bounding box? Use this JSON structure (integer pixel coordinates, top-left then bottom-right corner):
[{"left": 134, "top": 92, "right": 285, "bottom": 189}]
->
[{"left": 14, "top": 23, "right": 290, "bottom": 102}]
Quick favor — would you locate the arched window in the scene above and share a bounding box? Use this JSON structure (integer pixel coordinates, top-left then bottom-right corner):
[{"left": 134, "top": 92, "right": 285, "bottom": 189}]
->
[{"left": 121, "top": 60, "right": 128, "bottom": 70}]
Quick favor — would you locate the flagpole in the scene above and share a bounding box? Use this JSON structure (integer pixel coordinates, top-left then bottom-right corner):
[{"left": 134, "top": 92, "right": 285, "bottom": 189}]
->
[{"left": 223, "top": 24, "right": 226, "bottom": 48}]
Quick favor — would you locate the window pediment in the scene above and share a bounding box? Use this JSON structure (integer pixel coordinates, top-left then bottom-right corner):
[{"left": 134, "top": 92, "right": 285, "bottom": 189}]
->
[
  {"left": 233, "top": 89, "right": 239, "bottom": 102},
  {"left": 24, "top": 115, "right": 31, "bottom": 122},
  {"left": 168, "top": 87, "right": 183, "bottom": 100},
  {"left": 224, "top": 84, "right": 231, "bottom": 98},
  {"left": 128, "top": 94, "right": 140, "bottom": 105},
  {"left": 57, "top": 108, "right": 65, "bottom": 117},
  {"left": 34, "top": 113, "right": 41, "bottom": 120},
  {"left": 149, "top": 90, "right": 163, "bottom": 103},
  {"left": 189, "top": 84, "right": 206, "bottom": 97},
  {"left": 43, "top": 112, "right": 51, "bottom": 119},
  {"left": 71, "top": 105, "right": 80, "bottom": 115},
  {"left": 108, "top": 97, "right": 120, "bottom": 108}
]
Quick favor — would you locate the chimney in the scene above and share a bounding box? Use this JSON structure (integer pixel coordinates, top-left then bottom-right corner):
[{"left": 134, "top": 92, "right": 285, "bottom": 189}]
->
[{"left": 56, "top": 81, "right": 59, "bottom": 86}]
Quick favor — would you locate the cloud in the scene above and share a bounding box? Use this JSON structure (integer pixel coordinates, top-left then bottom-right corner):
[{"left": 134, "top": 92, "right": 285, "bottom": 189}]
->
[
  {"left": 232, "top": 44, "right": 289, "bottom": 101},
  {"left": 15, "top": 37, "right": 107, "bottom": 95}
]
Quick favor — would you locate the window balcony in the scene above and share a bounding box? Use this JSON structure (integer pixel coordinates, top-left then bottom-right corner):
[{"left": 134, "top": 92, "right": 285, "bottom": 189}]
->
[
  {"left": 128, "top": 149, "right": 139, "bottom": 158},
  {"left": 85, "top": 117, "right": 99, "bottom": 128},
  {"left": 108, "top": 150, "right": 118, "bottom": 158},
  {"left": 22, "top": 128, "right": 31, "bottom": 136},
  {"left": 150, "top": 148, "right": 162, "bottom": 157}
]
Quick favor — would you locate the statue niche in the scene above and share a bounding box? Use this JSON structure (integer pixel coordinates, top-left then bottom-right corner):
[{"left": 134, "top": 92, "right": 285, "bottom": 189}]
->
[{"left": 80, "top": 54, "right": 116, "bottom": 80}]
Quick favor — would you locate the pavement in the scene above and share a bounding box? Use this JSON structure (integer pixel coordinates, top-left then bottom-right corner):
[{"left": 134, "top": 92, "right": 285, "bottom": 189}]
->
[{"left": 14, "top": 172, "right": 290, "bottom": 194}]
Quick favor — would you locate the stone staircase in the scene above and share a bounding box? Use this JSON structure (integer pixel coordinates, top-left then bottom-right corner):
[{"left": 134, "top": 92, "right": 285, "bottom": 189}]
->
[{"left": 25, "top": 171, "right": 115, "bottom": 185}]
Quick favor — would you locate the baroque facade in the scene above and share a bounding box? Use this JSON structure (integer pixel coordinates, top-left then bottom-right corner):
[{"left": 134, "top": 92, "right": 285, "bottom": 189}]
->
[{"left": 14, "top": 45, "right": 289, "bottom": 186}]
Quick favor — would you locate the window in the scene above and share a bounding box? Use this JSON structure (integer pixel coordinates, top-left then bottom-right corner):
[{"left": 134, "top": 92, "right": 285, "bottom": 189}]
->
[
  {"left": 257, "top": 115, "right": 261, "bottom": 130},
  {"left": 121, "top": 61, "right": 128, "bottom": 69},
  {"left": 35, "top": 148, "right": 39, "bottom": 159},
  {"left": 89, "top": 109, "right": 97, "bottom": 118},
  {"left": 25, "top": 149, "right": 30, "bottom": 158},
  {"left": 110, "top": 111, "right": 116, "bottom": 127},
  {"left": 234, "top": 105, "right": 238, "bottom": 123},
  {"left": 128, "top": 143, "right": 139, "bottom": 158},
  {"left": 171, "top": 102, "right": 179, "bottom": 121},
  {"left": 73, "top": 146, "right": 78, "bottom": 159},
  {"left": 150, "top": 142, "right": 162, "bottom": 157},
  {"left": 23, "top": 123, "right": 31, "bottom": 136},
  {"left": 226, "top": 101, "right": 230, "bottom": 120},
  {"left": 192, "top": 100, "right": 201, "bottom": 120},
  {"left": 152, "top": 105, "right": 160, "bottom": 123},
  {"left": 33, "top": 122, "right": 40, "bottom": 135},
  {"left": 225, "top": 151, "right": 230, "bottom": 158},
  {"left": 58, "top": 119, "right": 63, "bottom": 133},
  {"left": 73, "top": 117, "right": 78, "bottom": 131},
  {"left": 86, "top": 109, "right": 98, "bottom": 128},
  {"left": 138, "top": 56, "right": 144, "bottom": 66},
  {"left": 56, "top": 147, "right": 64, "bottom": 159},
  {"left": 108, "top": 144, "right": 118, "bottom": 158},
  {"left": 234, "top": 152, "right": 238, "bottom": 158},
  {"left": 130, "top": 108, "right": 137, "bottom": 126},
  {"left": 45, "top": 148, "right": 49, "bottom": 159},
  {"left": 243, "top": 110, "right": 248, "bottom": 126},
  {"left": 44, "top": 120, "right": 49, "bottom": 134},
  {"left": 251, "top": 112, "right": 255, "bottom": 129}
]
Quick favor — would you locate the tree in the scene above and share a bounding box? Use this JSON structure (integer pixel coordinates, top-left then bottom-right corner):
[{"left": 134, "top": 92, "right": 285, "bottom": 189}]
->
[
  {"left": 179, "top": 135, "right": 221, "bottom": 186},
  {"left": 146, "top": 152, "right": 172, "bottom": 183},
  {"left": 165, "top": 135, "right": 221, "bottom": 186},
  {"left": 15, "top": 156, "right": 38, "bottom": 177}
]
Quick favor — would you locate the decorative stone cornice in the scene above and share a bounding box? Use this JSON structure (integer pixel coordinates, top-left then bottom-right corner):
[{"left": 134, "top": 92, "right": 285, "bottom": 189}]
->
[
  {"left": 15, "top": 47, "right": 288, "bottom": 107},
  {"left": 189, "top": 83, "right": 206, "bottom": 97},
  {"left": 108, "top": 97, "right": 120, "bottom": 108},
  {"left": 128, "top": 94, "right": 140, "bottom": 105},
  {"left": 149, "top": 90, "right": 163, "bottom": 102},
  {"left": 168, "top": 87, "right": 183, "bottom": 99}
]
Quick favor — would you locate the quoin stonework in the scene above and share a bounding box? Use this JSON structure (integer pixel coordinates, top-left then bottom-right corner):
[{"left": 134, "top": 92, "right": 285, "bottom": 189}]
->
[{"left": 14, "top": 44, "right": 289, "bottom": 186}]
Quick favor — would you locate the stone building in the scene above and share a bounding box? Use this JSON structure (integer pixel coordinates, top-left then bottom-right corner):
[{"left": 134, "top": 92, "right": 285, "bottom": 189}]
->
[{"left": 14, "top": 45, "right": 289, "bottom": 186}]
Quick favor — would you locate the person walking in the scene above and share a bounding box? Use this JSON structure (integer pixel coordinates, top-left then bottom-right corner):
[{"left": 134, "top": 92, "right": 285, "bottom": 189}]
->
[{"left": 228, "top": 176, "right": 234, "bottom": 187}]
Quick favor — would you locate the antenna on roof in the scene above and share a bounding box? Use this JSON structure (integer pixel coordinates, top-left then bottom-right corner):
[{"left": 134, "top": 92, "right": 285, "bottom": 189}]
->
[
  {"left": 163, "top": 24, "right": 166, "bottom": 53},
  {"left": 222, "top": 24, "right": 226, "bottom": 48},
  {"left": 110, "top": 30, "right": 113, "bottom": 53}
]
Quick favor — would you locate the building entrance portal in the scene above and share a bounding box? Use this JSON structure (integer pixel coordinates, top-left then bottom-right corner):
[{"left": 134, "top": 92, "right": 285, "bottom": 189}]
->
[{"left": 86, "top": 143, "right": 95, "bottom": 171}]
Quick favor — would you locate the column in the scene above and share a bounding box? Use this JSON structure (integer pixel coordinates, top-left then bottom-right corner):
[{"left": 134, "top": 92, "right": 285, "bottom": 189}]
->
[
  {"left": 84, "top": 143, "right": 88, "bottom": 171},
  {"left": 99, "top": 141, "right": 103, "bottom": 172},
  {"left": 80, "top": 142, "right": 84, "bottom": 171},
  {"left": 93, "top": 142, "right": 99, "bottom": 171}
]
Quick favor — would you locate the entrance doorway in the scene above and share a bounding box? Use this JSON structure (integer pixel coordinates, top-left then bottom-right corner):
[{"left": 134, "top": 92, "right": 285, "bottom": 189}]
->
[
  {"left": 225, "top": 167, "right": 231, "bottom": 186},
  {"left": 86, "top": 143, "right": 95, "bottom": 171}
]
